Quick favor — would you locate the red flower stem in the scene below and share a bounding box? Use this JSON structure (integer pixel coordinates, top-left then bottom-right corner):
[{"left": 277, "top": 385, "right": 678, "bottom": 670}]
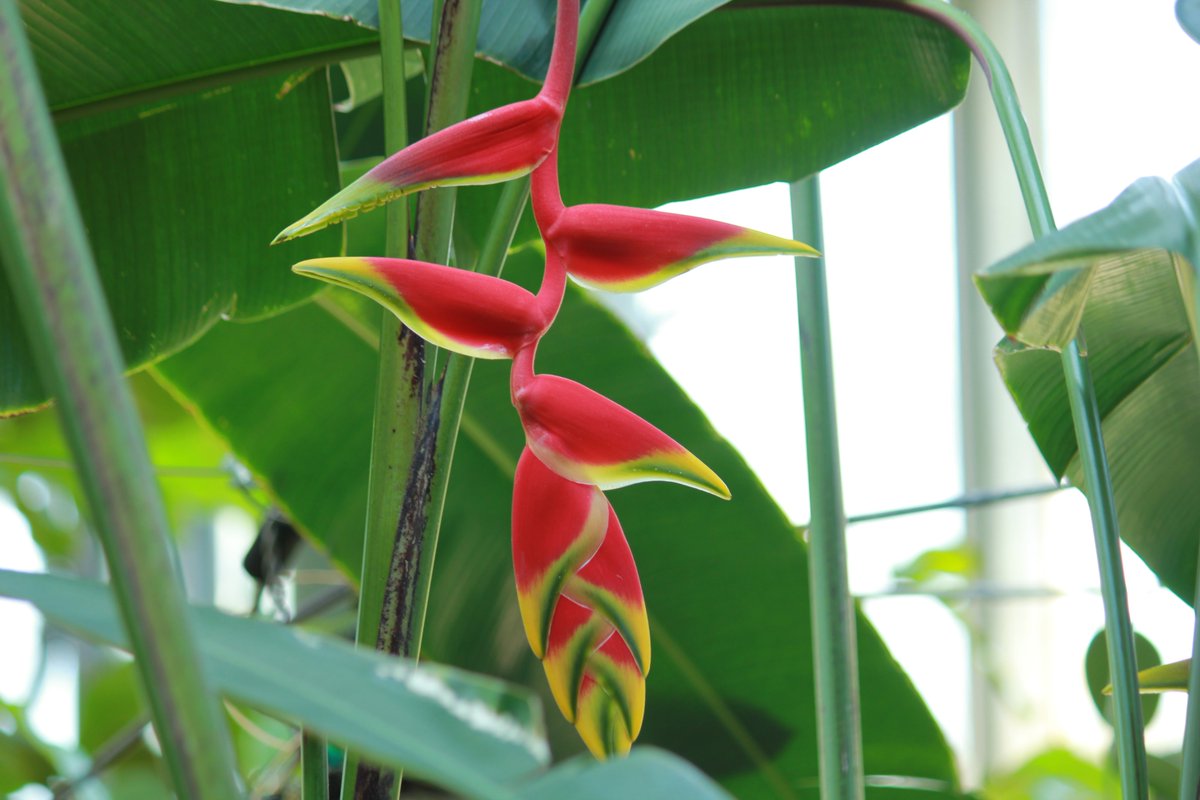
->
[
  {"left": 531, "top": 145, "right": 566, "bottom": 232},
  {"left": 511, "top": 342, "right": 538, "bottom": 399},
  {"left": 542, "top": 0, "right": 580, "bottom": 109}
]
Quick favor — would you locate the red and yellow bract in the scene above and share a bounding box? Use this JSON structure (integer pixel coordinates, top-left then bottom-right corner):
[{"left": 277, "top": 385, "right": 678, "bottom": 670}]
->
[
  {"left": 512, "top": 448, "right": 649, "bottom": 756},
  {"left": 293, "top": 256, "right": 550, "bottom": 359}
]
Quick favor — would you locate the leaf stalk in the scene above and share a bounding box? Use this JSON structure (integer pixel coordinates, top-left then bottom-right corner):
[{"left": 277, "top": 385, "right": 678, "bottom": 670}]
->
[
  {"left": 889, "top": 2, "right": 1148, "bottom": 796},
  {"left": 0, "top": 2, "right": 241, "bottom": 797}
]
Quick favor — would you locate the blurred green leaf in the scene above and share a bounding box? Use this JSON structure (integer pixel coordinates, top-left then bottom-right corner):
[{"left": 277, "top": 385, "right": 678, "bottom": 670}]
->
[
  {"left": 0, "top": 373, "right": 258, "bottom": 555},
  {"left": 0, "top": 729, "right": 55, "bottom": 795},
  {"left": 976, "top": 157, "right": 1200, "bottom": 602},
  {"left": 0, "top": 569, "right": 549, "bottom": 797},
  {"left": 79, "top": 659, "right": 144, "bottom": 752},
  {"left": 982, "top": 747, "right": 1120, "bottom": 800},
  {"left": 518, "top": 748, "right": 732, "bottom": 799},
  {"left": 1085, "top": 629, "right": 1161, "bottom": 726},
  {"left": 1179, "top": 0, "right": 1200, "bottom": 45},
  {"left": 333, "top": 50, "right": 423, "bottom": 113},
  {"left": 154, "top": 260, "right": 961, "bottom": 796},
  {"left": 894, "top": 546, "right": 978, "bottom": 587}
]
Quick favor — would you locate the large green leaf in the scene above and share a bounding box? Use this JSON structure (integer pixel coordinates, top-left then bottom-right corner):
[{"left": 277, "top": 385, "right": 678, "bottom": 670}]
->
[
  {"left": 20, "top": 0, "right": 374, "bottom": 116},
  {"left": 0, "top": 68, "right": 342, "bottom": 413},
  {"left": 153, "top": 262, "right": 961, "bottom": 796},
  {"left": 215, "top": 0, "right": 728, "bottom": 86},
  {"left": 0, "top": 568, "right": 549, "bottom": 798},
  {"left": 976, "top": 157, "right": 1200, "bottom": 602},
  {"left": 1, "top": 569, "right": 738, "bottom": 799}
]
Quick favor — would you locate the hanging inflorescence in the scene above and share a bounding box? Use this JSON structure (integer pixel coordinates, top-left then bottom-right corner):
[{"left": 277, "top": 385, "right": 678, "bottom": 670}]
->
[{"left": 278, "top": 0, "right": 817, "bottom": 757}]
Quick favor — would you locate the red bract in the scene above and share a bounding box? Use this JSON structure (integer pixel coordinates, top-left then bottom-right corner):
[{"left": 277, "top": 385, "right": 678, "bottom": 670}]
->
[
  {"left": 511, "top": 346, "right": 730, "bottom": 499},
  {"left": 550, "top": 203, "right": 818, "bottom": 291},
  {"left": 512, "top": 448, "right": 648, "bottom": 757},
  {"left": 293, "top": 257, "right": 550, "bottom": 359},
  {"left": 273, "top": 0, "right": 578, "bottom": 244},
  {"left": 532, "top": 159, "right": 819, "bottom": 292}
]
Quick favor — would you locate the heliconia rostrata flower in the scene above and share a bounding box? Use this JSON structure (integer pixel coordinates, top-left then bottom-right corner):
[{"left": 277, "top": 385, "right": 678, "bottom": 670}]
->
[{"left": 281, "top": 0, "right": 817, "bottom": 758}]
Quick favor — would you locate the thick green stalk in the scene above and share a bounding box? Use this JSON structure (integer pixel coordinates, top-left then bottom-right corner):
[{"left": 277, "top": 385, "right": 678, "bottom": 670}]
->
[
  {"left": 345, "top": 2, "right": 482, "bottom": 798},
  {"left": 790, "top": 176, "right": 865, "bottom": 800},
  {"left": 0, "top": 3, "right": 241, "bottom": 798},
  {"left": 887, "top": 2, "right": 1147, "bottom": 796},
  {"left": 340, "top": 0, "right": 415, "bottom": 797},
  {"left": 301, "top": 731, "right": 329, "bottom": 800},
  {"left": 1181, "top": 553, "right": 1200, "bottom": 799}
]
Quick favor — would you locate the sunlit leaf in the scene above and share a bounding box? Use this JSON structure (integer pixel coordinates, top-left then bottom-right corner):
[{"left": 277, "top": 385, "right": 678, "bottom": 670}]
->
[{"left": 977, "top": 158, "right": 1200, "bottom": 602}]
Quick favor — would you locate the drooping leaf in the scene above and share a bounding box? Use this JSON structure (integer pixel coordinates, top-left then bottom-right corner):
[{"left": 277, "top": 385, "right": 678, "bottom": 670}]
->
[
  {"left": 153, "top": 260, "right": 961, "bottom": 796},
  {"left": 976, "top": 158, "right": 1200, "bottom": 602},
  {"left": 0, "top": 569, "right": 549, "bottom": 798}
]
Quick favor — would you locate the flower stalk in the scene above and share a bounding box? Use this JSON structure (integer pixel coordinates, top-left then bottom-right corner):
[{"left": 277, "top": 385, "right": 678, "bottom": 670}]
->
[{"left": 286, "top": 0, "right": 816, "bottom": 758}]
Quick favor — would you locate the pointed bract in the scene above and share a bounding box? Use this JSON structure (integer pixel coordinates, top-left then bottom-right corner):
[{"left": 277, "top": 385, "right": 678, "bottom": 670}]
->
[
  {"left": 544, "top": 203, "right": 819, "bottom": 292},
  {"left": 512, "top": 450, "right": 650, "bottom": 670},
  {"left": 275, "top": 96, "right": 562, "bottom": 243},
  {"left": 293, "top": 257, "right": 547, "bottom": 359},
  {"left": 514, "top": 374, "right": 731, "bottom": 498},
  {"left": 512, "top": 449, "right": 649, "bottom": 757}
]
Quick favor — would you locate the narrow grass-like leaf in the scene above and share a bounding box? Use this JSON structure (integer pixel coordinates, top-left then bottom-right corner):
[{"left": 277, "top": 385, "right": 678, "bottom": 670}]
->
[{"left": 0, "top": 569, "right": 549, "bottom": 799}]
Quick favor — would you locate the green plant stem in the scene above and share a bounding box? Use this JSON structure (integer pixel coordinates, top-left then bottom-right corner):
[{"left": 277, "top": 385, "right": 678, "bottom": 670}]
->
[
  {"left": 340, "top": 0, "right": 416, "bottom": 797},
  {"left": 301, "top": 731, "right": 329, "bottom": 800},
  {"left": 0, "top": 4, "right": 241, "bottom": 798},
  {"left": 574, "top": 0, "right": 613, "bottom": 73},
  {"left": 1182, "top": 550, "right": 1200, "bottom": 799},
  {"left": 790, "top": 176, "right": 864, "bottom": 800},
  {"left": 845, "top": 483, "right": 1063, "bottom": 525},
  {"left": 346, "top": 2, "right": 483, "bottom": 799},
  {"left": 886, "top": 2, "right": 1148, "bottom": 797}
]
